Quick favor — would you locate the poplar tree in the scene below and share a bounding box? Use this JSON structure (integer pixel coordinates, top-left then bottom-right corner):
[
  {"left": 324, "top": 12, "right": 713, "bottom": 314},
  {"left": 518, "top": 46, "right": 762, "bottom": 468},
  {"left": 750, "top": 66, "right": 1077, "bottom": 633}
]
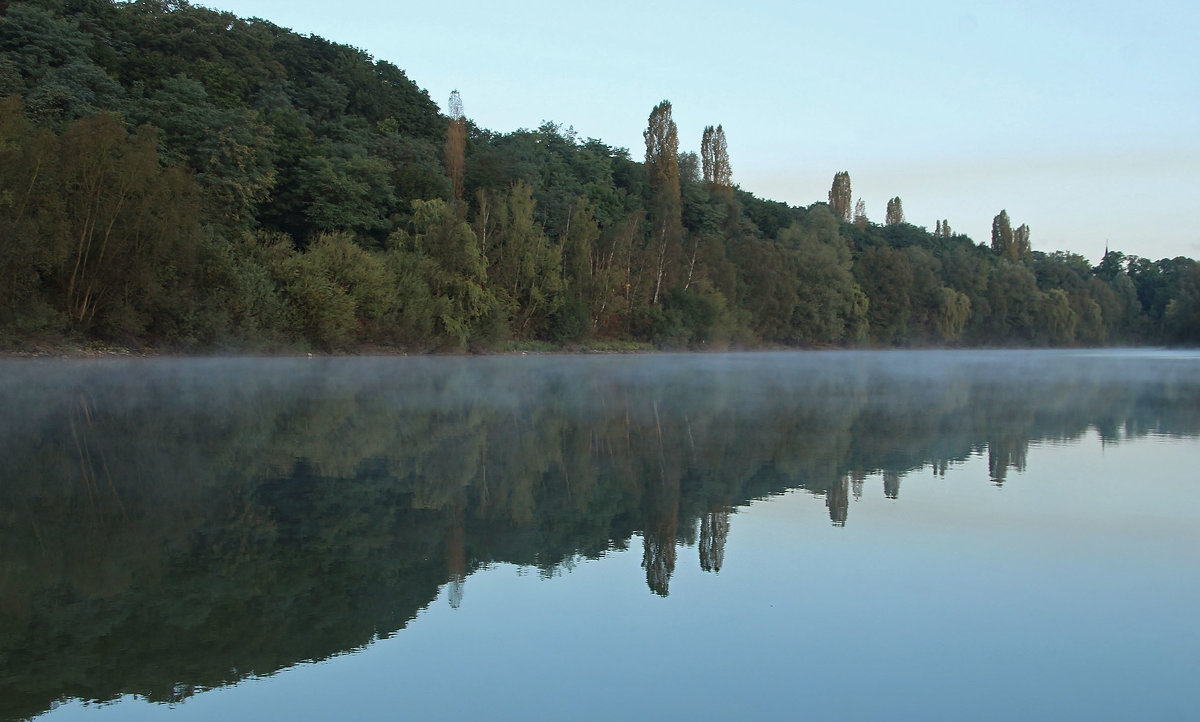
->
[
  {"left": 701, "top": 126, "right": 715, "bottom": 185},
  {"left": 885, "top": 196, "right": 904, "bottom": 226},
  {"left": 444, "top": 90, "right": 466, "bottom": 200},
  {"left": 991, "top": 209, "right": 1014, "bottom": 259},
  {"left": 853, "top": 198, "right": 868, "bottom": 228},
  {"left": 828, "top": 171, "right": 852, "bottom": 222},
  {"left": 700, "top": 124, "right": 731, "bottom": 189},
  {"left": 1014, "top": 223, "right": 1032, "bottom": 260},
  {"left": 644, "top": 100, "right": 682, "bottom": 305}
]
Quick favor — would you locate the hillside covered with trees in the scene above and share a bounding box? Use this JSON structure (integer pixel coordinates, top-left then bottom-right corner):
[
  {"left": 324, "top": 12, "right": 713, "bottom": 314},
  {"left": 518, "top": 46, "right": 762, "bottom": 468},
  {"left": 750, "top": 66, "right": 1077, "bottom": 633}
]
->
[{"left": 1, "top": 0, "right": 1198, "bottom": 351}]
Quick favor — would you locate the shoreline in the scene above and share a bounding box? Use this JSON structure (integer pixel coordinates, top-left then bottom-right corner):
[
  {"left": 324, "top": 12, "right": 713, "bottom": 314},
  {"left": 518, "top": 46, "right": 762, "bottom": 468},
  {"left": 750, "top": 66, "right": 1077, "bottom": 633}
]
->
[{"left": 1, "top": 339, "right": 1186, "bottom": 360}]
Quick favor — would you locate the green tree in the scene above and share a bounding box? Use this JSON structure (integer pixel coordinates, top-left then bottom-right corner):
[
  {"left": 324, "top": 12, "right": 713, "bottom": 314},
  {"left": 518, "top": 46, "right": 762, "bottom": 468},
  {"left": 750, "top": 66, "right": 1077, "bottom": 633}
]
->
[
  {"left": 1073, "top": 293, "right": 1105, "bottom": 345},
  {"left": 272, "top": 232, "right": 393, "bottom": 348},
  {"left": 480, "top": 182, "right": 564, "bottom": 339},
  {"left": 24, "top": 60, "right": 125, "bottom": 128},
  {"left": 1088, "top": 271, "right": 1140, "bottom": 342},
  {"left": 855, "top": 246, "right": 914, "bottom": 343},
  {"left": 299, "top": 150, "right": 396, "bottom": 242},
  {"left": 828, "top": 171, "right": 852, "bottom": 222},
  {"left": 700, "top": 124, "right": 731, "bottom": 190},
  {"left": 778, "top": 208, "right": 868, "bottom": 344},
  {"left": 128, "top": 75, "right": 274, "bottom": 229},
  {"left": 644, "top": 100, "right": 683, "bottom": 305},
  {"left": 932, "top": 287, "right": 971, "bottom": 342},
  {"left": 1035, "top": 288, "right": 1078, "bottom": 345},
  {"left": 0, "top": 104, "right": 204, "bottom": 339},
  {"left": 1163, "top": 262, "right": 1200, "bottom": 344},
  {"left": 0, "top": 96, "right": 63, "bottom": 335},
  {"left": 392, "top": 198, "right": 498, "bottom": 348},
  {"left": 903, "top": 246, "right": 944, "bottom": 338},
  {"left": 1128, "top": 256, "right": 1197, "bottom": 334},
  {"left": 589, "top": 211, "right": 644, "bottom": 336},
  {"left": 853, "top": 198, "right": 867, "bottom": 228},
  {"left": 1013, "top": 223, "right": 1032, "bottom": 260},
  {"left": 1094, "top": 248, "right": 1126, "bottom": 281},
  {"left": 991, "top": 209, "right": 1014, "bottom": 259},
  {"left": 555, "top": 197, "right": 601, "bottom": 341},
  {"left": 56, "top": 116, "right": 201, "bottom": 335},
  {"left": 885, "top": 196, "right": 904, "bottom": 226},
  {"left": 983, "top": 261, "right": 1041, "bottom": 342},
  {"left": 736, "top": 240, "right": 799, "bottom": 343},
  {"left": 0, "top": 3, "right": 92, "bottom": 87}
]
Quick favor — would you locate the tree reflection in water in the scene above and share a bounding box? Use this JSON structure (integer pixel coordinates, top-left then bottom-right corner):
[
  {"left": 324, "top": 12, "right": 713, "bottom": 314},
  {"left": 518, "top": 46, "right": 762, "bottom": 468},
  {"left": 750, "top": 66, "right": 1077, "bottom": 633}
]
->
[{"left": 1, "top": 351, "right": 1198, "bottom": 720}]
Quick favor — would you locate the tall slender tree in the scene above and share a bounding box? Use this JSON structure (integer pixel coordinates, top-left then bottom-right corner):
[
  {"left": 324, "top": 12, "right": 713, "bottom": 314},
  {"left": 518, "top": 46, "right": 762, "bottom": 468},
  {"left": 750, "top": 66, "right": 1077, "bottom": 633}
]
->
[
  {"left": 991, "top": 209, "right": 1014, "bottom": 259},
  {"left": 853, "top": 198, "right": 868, "bottom": 228},
  {"left": 828, "top": 171, "right": 852, "bottom": 222},
  {"left": 700, "top": 126, "right": 715, "bottom": 185},
  {"left": 644, "top": 100, "right": 682, "bottom": 305},
  {"left": 444, "top": 90, "right": 466, "bottom": 200},
  {"left": 885, "top": 196, "right": 904, "bottom": 226},
  {"left": 1014, "top": 223, "right": 1032, "bottom": 260},
  {"left": 700, "top": 124, "right": 731, "bottom": 190}
]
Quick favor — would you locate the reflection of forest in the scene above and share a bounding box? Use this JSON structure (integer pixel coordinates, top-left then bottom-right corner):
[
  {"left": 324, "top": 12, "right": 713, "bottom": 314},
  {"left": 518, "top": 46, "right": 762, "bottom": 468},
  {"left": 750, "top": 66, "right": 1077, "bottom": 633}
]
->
[{"left": 1, "top": 352, "right": 1197, "bottom": 720}]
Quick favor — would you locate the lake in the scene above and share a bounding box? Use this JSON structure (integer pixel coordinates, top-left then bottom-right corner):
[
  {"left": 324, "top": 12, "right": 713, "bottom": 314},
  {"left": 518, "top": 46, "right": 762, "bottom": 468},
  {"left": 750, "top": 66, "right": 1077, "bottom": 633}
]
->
[{"left": 2, "top": 350, "right": 1198, "bottom": 721}]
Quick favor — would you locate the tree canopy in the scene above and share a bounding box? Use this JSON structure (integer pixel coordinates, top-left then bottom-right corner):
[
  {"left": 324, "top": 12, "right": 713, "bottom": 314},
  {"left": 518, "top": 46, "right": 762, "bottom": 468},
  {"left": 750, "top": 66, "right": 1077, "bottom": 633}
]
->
[{"left": 0, "top": 0, "right": 1196, "bottom": 351}]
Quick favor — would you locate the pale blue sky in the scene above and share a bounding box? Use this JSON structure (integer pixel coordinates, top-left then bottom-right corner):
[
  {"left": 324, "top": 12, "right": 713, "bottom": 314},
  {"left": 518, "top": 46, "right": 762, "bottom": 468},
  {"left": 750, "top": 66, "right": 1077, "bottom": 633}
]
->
[{"left": 208, "top": 0, "right": 1200, "bottom": 262}]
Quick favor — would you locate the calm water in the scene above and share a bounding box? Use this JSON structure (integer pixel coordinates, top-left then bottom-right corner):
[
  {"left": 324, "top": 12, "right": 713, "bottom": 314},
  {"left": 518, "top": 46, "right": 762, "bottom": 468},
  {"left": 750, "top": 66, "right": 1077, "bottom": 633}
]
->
[{"left": 2, "top": 350, "right": 1198, "bottom": 721}]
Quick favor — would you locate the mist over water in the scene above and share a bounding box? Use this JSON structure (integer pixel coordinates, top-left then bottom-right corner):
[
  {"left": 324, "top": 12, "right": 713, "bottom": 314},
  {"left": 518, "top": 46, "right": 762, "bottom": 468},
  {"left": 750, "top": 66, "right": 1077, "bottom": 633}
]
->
[{"left": 2, "top": 350, "right": 1198, "bottom": 721}]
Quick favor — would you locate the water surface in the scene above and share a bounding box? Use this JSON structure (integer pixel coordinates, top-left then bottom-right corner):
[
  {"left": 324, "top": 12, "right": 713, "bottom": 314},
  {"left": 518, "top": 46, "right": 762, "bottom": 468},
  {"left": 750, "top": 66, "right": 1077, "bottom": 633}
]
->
[{"left": 2, "top": 350, "right": 1198, "bottom": 720}]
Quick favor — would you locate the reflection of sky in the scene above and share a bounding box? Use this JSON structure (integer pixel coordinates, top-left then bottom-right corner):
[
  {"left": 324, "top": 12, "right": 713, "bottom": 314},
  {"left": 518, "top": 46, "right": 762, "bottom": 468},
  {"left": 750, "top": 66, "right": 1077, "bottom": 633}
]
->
[
  {"left": 43, "top": 430, "right": 1200, "bottom": 721},
  {"left": 799, "top": 430, "right": 1200, "bottom": 541}
]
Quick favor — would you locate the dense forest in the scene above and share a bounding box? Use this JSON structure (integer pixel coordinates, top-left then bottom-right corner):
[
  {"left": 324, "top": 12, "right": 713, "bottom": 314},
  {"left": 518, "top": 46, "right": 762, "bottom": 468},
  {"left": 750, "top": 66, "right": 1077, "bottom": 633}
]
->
[{"left": 1, "top": 0, "right": 1198, "bottom": 351}]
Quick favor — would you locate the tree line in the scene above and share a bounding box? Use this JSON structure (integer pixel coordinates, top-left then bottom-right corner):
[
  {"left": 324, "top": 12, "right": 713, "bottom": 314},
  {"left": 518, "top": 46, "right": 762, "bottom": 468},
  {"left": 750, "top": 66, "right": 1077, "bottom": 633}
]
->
[{"left": 1, "top": 0, "right": 1198, "bottom": 351}]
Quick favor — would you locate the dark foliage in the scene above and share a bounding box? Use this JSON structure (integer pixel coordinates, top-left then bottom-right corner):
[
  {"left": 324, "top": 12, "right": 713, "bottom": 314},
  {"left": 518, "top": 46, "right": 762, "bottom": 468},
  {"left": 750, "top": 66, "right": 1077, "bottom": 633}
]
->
[{"left": 1, "top": 0, "right": 1196, "bottom": 350}]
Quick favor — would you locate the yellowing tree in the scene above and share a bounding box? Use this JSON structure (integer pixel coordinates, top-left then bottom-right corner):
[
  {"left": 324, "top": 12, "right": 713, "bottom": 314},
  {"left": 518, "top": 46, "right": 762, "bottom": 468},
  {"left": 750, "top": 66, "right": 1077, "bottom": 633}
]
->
[
  {"left": 444, "top": 90, "right": 466, "bottom": 200},
  {"left": 1014, "top": 223, "right": 1032, "bottom": 260}
]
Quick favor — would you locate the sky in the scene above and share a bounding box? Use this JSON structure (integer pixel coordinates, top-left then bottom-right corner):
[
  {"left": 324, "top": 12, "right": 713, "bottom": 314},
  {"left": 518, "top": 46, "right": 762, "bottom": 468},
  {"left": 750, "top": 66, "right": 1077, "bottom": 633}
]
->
[{"left": 206, "top": 0, "right": 1200, "bottom": 263}]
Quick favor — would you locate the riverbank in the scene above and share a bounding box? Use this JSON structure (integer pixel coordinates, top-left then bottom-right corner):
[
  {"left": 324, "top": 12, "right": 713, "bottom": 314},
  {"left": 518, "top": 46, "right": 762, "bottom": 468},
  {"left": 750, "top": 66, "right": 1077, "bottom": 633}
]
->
[{"left": 0, "top": 337, "right": 665, "bottom": 359}]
